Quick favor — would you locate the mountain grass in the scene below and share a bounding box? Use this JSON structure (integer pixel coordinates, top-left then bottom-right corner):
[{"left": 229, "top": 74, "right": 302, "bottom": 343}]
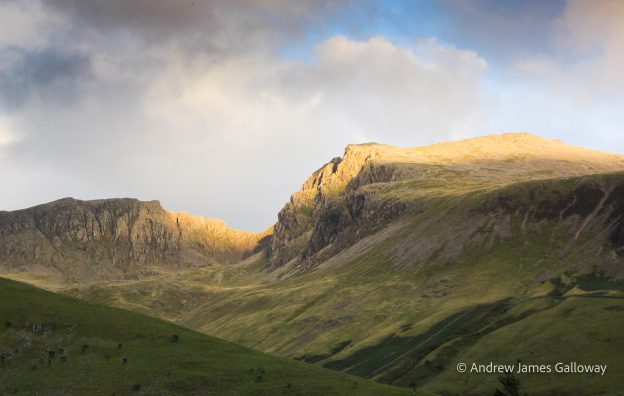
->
[
  {"left": 57, "top": 172, "right": 624, "bottom": 395},
  {"left": 0, "top": 277, "right": 411, "bottom": 395},
  {"left": 417, "top": 296, "right": 624, "bottom": 395}
]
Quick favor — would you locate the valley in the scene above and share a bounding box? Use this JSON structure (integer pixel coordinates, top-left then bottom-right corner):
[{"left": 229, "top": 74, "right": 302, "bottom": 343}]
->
[{"left": 2, "top": 133, "right": 624, "bottom": 395}]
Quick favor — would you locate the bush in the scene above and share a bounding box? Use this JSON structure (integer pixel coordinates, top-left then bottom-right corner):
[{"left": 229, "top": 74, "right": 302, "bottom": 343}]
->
[
  {"left": 495, "top": 372, "right": 520, "bottom": 396},
  {"left": 132, "top": 384, "right": 141, "bottom": 392},
  {"left": 171, "top": 334, "right": 179, "bottom": 343},
  {"left": 254, "top": 367, "right": 266, "bottom": 383}
]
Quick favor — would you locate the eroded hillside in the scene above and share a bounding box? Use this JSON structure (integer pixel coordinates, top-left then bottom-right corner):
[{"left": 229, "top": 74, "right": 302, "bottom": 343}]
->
[{"left": 0, "top": 198, "right": 267, "bottom": 285}]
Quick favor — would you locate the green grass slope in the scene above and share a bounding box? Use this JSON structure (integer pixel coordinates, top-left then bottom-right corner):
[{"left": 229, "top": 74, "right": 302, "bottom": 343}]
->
[
  {"left": 0, "top": 277, "right": 411, "bottom": 396},
  {"left": 66, "top": 172, "right": 624, "bottom": 395},
  {"left": 416, "top": 295, "right": 624, "bottom": 395},
  {"left": 5, "top": 135, "right": 624, "bottom": 395}
]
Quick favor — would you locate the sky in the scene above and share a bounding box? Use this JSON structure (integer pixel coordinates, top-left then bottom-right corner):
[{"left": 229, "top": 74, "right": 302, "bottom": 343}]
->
[{"left": 0, "top": 0, "right": 623, "bottom": 231}]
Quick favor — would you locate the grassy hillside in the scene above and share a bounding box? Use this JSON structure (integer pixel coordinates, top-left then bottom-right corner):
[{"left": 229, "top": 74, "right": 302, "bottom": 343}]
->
[
  {"left": 415, "top": 295, "right": 624, "bottom": 395},
  {"left": 3, "top": 134, "right": 624, "bottom": 394},
  {"left": 66, "top": 172, "right": 624, "bottom": 395},
  {"left": 0, "top": 277, "right": 410, "bottom": 395}
]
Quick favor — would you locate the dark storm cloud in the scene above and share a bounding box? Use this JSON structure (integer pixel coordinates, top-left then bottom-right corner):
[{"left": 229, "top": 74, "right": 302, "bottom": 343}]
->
[
  {"left": 0, "top": 48, "right": 90, "bottom": 109},
  {"left": 43, "top": 0, "right": 349, "bottom": 51}
]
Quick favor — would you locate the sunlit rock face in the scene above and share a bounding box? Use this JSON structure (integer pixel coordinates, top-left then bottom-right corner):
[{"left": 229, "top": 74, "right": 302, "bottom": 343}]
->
[
  {"left": 267, "top": 133, "right": 624, "bottom": 269},
  {"left": 0, "top": 198, "right": 265, "bottom": 282},
  {"left": 3, "top": 133, "right": 624, "bottom": 280}
]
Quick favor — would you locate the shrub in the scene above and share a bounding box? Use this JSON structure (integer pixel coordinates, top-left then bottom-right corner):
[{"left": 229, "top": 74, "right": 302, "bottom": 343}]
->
[
  {"left": 171, "top": 334, "right": 179, "bottom": 343},
  {"left": 254, "top": 367, "right": 266, "bottom": 383},
  {"left": 495, "top": 372, "right": 521, "bottom": 396}
]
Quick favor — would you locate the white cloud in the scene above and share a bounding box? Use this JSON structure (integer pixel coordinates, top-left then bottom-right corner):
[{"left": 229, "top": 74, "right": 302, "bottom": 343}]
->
[
  {"left": 274, "top": 36, "right": 489, "bottom": 145},
  {"left": 0, "top": 114, "right": 15, "bottom": 143},
  {"left": 492, "top": 0, "right": 624, "bottom": 153},
  {"left": 0, "top": 1, "right": 64, "bottom": 49},
  {"left": 0, "top": 34, "right": 489, "bottom": 229}
]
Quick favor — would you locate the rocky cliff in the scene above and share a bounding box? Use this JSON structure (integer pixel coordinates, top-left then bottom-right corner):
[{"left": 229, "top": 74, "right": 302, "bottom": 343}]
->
[
  {"left": 0, "top": 198, "right": 265, "bottom": 282},
  {"left": 267, "top": 133, "right": 624, "bottom": 269}
]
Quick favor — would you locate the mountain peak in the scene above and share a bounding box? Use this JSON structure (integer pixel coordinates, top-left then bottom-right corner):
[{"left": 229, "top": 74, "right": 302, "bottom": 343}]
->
[
  {"left": 268, "top": 132, "right": 624, "bottom": 267},
  {"left": 338, "top": 133, "right": 623, "bottom": 170}
]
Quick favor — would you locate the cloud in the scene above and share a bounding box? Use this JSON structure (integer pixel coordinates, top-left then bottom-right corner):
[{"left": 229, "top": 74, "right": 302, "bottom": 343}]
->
[
  {"left": 0, "top": 48, "right": 91, "bottom": 109},
  {"left": 0, "top": 27, "right": 488, "bottom": 230},
  {"left": 0, "top": 117, "right": 12, "bottom": 145},
  {"left": 43, "top": 0, "right": 350, "bottom": 54},
  {"left": 0, "top": 0, "right": 61, "bottom": 49},
  {"left": 1, "top": 0, "right": 622, "bottom": 231},
  {"left": 495, "top": 0, "right": 624, "bottom": 152},
  {"left": 276, "top": 36, "right": 488, "bottom": 144},
  {"left": 555, "top": 0, "right": 624, "bottom": 94}
]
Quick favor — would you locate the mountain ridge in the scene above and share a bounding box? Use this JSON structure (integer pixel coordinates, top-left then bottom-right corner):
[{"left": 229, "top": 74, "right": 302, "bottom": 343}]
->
[
  {"left": 3, "top": 132, "right": 624, "bottom": 284},
  {"left": 2, "top": 132, "right": 624, "bottom": 394},
  {"left": 0, "top": 197, "right": 267, "bottom": 285},
  {"left": 267, "top": 132, "right": 624, "bottom": 272}
]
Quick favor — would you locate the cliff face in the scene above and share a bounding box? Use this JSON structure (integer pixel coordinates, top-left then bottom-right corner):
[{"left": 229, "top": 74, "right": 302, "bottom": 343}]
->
[
  {"left": 267, "top": 133, "right": 624, "bottom": 269},
  {"left": 0, "top": 198, "right": 265, "bottom": 281},
  {"left": 268, "top": 144, "right": 406, "bottom": 267}
]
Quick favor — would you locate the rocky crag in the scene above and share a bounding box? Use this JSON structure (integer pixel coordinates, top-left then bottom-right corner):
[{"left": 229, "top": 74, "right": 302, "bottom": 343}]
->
[
  {"left": 0, "top": 198, "right": 265, "bottom": 283},
  {"left": 267, "top": 133, "right": 624, "bottom": 271}
]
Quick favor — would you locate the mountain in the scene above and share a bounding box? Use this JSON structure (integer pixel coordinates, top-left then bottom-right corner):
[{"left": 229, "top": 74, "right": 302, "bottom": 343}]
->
[
  {"left": 268, "top": 133, "right": 624, "bottom": 272},
  {"left": 0, "top": 197, "right": 267, "bottom": 286},
  {"left": 2, "top": 133, "right": 624, "bottom": 394},
  {"left": 0, "top": 277, "right": 409, "bottom": 395}
]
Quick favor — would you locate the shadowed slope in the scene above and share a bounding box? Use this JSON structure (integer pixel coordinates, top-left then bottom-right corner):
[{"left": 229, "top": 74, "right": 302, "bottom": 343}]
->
[{"left": 0, "top": 277, "right": 411, "bottom": 395}]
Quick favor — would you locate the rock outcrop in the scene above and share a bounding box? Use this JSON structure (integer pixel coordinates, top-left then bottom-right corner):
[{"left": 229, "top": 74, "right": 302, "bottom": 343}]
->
[
  {"left": 268, "top": 144, "right": 407, "bottom": 267},
  {"left": 0, "top": 198, "right": 265, "bottom": 281}
]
